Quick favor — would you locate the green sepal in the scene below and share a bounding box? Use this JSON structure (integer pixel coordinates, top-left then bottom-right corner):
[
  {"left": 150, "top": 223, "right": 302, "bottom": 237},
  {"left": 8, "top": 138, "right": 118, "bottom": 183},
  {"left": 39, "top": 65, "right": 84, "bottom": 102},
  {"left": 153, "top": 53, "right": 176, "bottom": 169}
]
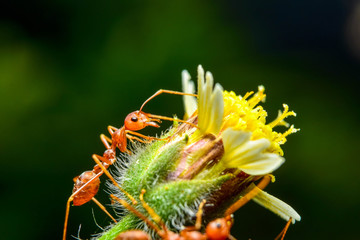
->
[
  {"left": 144, "top": 174, "right": 232, "bottom": 224},
  {"left": 140, "top": 137, "right": 188, "bottom": 189},
  {"left": 121, "top": 136, "right": 187, "bottom": 196},
  {"left": 98, "top": 174, "right": 232, "bottom": 240}
]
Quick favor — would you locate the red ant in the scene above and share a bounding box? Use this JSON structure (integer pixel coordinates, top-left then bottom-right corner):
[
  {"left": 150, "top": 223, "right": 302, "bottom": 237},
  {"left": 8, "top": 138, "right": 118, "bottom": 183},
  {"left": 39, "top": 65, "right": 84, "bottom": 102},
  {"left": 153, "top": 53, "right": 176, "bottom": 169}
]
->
[
  {"left": 110, "top": 175, "right": 293, "bottom": 240},
  {"left": 106, "top": 89, "right": 198, "bottom": 154},
  {"left": 63, "top": 134, "right": 137, "bottom": 240},
  {"left": 63, "top": 89, "right": 197, "bottom": 240}
]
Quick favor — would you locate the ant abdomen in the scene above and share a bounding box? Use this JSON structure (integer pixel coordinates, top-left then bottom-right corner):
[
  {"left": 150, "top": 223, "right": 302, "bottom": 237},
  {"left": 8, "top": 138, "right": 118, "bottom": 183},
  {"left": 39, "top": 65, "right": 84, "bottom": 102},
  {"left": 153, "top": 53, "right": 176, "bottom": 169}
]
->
[{"left": 72, "top": 171, "right": 100, "bottom": 206}]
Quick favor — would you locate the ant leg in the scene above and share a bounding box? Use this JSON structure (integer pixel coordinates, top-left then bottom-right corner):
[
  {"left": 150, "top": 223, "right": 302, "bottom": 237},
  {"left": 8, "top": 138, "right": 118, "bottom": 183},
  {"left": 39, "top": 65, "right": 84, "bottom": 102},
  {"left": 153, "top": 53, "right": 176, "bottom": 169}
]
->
[
  {"left": 108, "top": 125, "right": 118, "bottom": 135},
  {"left": 63, "top": 196, "right": 72, "bottom": 240},
  {"left": 126, "top": 134, "right": 151, "bottom": 144},
  {"left": 92, "top": 154, "right": 137, "bottom": 205},
  {"left": 126, "top": 130, "right": 169, "bottom": 142},
  {"left": 110, "top": 194, "right": 164, "bottom": 237},
  {"left": 100, "top": 134, "right": 112, "bottom": 149},
  {"left": 139, "top": 89, "right": 197, "bottom": 112},
  {"left": 127, "top": 136, "right": 135, "bottom": 144},
  {"left": 63, "top": 171, "right": 103, "bottom": 240},
  {"left": 181, "top": 199, "right": 207, "bottom": 233},
  {"left": 147, "top": 113, "right": 198, "bottom": 128},
  {"left": 225, "top": 175, "right": 272, "bottom": 216},
  {"left": 91, "top": 197, "right": 117, "bottom": 223},
  {"left": 274, "top": 218, "right": 292, "bottom": 240}
]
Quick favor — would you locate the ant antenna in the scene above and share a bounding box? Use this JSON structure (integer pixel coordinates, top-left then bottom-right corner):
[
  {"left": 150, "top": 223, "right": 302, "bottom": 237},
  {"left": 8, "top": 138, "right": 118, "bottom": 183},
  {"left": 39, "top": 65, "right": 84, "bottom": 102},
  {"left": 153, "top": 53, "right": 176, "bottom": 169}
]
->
[{"left": 139, "top": 89, "right": 197, "bottom": 112}]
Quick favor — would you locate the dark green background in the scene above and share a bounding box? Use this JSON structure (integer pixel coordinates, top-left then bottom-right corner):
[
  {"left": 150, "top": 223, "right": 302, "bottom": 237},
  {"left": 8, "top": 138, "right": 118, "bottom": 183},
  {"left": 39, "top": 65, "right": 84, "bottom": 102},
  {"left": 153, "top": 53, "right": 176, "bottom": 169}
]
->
[{"left": 1, "top": 1, "right": 359, "bottom": 239}]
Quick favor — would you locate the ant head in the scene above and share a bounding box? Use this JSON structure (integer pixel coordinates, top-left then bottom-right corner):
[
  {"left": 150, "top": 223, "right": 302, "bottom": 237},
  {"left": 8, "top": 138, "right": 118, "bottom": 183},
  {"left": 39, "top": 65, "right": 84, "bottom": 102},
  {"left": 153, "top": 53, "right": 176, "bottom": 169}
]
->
[
  {"left": 124, "top": 111, "right": 160, "bottom": 131},
  {"left": 206, "top": 216, "right": 233, "bottom": 240}
]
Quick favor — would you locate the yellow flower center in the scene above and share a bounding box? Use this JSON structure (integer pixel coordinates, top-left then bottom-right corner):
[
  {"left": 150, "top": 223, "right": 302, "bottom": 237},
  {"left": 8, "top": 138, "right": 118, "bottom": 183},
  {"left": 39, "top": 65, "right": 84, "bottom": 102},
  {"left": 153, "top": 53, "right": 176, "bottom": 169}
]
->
[{"left": 222, "top": 86, "right": 298, "bottom": 156}]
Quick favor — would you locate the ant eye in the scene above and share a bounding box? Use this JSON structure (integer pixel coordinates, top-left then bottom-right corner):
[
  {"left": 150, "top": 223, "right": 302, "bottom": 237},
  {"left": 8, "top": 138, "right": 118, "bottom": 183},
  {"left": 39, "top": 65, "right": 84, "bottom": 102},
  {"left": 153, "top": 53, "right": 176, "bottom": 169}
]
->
[
  {"left": 216, "top": 223, "right": 222, "bottom": 228},
  {"left": 131, "top": 117, "right": 138, "bottom": 122}
]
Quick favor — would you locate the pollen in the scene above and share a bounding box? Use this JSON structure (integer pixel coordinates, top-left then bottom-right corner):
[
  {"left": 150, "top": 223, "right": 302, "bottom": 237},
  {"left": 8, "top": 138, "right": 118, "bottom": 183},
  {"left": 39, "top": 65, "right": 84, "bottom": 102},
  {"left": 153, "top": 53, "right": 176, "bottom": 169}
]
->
[{"left": 221, "top": 86, "right": 298, "bottom": 156}]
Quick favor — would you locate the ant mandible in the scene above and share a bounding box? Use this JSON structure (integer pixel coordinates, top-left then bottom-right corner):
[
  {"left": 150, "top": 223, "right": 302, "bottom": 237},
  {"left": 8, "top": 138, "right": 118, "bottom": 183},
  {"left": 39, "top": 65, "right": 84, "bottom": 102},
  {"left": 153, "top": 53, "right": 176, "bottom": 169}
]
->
[
  {"left": 110, "top": 174, "right": 292, "bottom": 240},
  {"left": 63, "top": 89, "right": 198, "bottom": 240}
]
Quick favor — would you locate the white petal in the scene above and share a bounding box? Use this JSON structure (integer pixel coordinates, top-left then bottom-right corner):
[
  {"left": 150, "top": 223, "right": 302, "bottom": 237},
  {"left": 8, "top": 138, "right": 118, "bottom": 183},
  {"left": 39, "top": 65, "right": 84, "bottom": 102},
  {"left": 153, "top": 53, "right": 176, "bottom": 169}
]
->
[
  {"left": 182, "top": 70, "right": 197, "bottom": 118},
  {"left": 235, "top": 154, "right": 284, "bottom": 175},
  {"left": 251, "top": 185, "right": 301, "bottom": 223},
  {"left": 197, "top": 65, "right": 205, "bottom": 88},
  {"left": 222, "top": 128, "right": 284, "bottom": 175},
  {"left": 197, "top": 65, "right": 207, "bottom": 129},
  {"left": 232, "top": 138, "right": 270, "bottom": 160},
  {"left": 197, "top": 66, "right": 224, "bottom": 135},
  {"left": 222, "top": 128, "right": 251, "bottom": 155},
  {"left": 207, "top": 83, "right": 224, "bottom": 134}
]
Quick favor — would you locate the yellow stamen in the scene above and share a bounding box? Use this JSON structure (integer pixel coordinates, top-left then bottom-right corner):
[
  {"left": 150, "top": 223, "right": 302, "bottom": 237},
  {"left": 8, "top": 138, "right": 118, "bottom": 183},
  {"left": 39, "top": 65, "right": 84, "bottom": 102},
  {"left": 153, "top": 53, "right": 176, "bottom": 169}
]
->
[
  {"left": 222, "top": 87, "right": 297, "bottom": 156},
  {"left": 268, "top": 104, "right": 296, "bottom": 128}
]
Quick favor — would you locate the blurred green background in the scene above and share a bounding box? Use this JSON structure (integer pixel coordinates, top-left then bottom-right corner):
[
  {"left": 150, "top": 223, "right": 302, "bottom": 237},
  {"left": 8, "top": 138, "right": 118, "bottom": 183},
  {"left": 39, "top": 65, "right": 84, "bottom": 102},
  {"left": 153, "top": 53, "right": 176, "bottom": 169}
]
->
[{"left": 1, "top": 1, "right": 359, "bottom": 239}]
